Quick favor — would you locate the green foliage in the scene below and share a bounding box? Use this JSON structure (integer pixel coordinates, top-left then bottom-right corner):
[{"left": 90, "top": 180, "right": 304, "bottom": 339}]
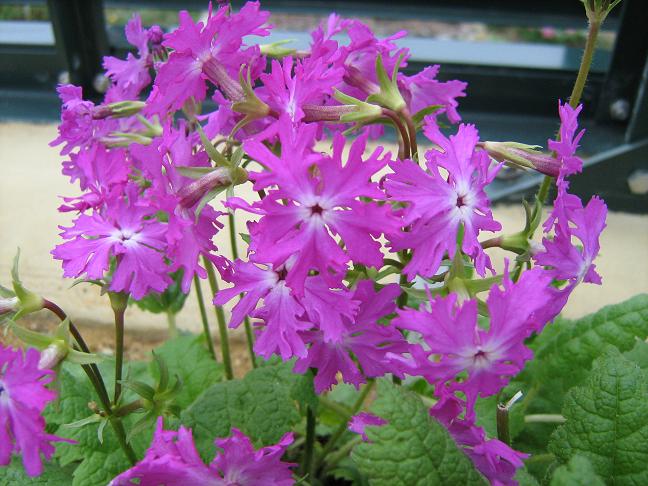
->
[
  {"left": 549, "top": 351, "right": 648, "bottom": 484},
  {"left": 181, "top": 360, "right": 316, "bottom": 460},
  {"left": 44, "top": 368, "right": 135, "bottom": 486},
  {"left": 351, "top": 380, "right": 486, "bottom": 485},
  {"left": 0, "top": 458, "right": 75, "bottom": 485},
  {"left": 133, "top": 270, "right": 188, "bottom": 315},
  {"left": 526, "top": 294, "right": 648, "bottom": 407},
  {"left": 150, "top": 334, "right": 223, "bottom": 408},
  {"left": 550, "top": 456, "right": 605, "bottom": 486}
]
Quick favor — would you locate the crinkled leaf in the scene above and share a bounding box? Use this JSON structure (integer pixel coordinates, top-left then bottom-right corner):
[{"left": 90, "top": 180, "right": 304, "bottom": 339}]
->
[
  {"left": 180, "top": 360, "right": 315, "bottom": 460},
  {"left": 548, "top": 350, "right": 648, "bottom": 484},
  {"left": 515, "top": 467, "right": 540, "bottom": 486},
  {"left": 550, "top": 455, "right": 605, "bottom": 486},
  {"left": 521, "top": 294, "right": 648, "bottom": 410},
  {"left": 351, "top": 380, "right": 486, "bottom": 485},
  {"left": 0, "top": 457, "right": 75, "bottom": 485},
  {"left": 150, "top": 333, "right": 223, "bottom": 408}
]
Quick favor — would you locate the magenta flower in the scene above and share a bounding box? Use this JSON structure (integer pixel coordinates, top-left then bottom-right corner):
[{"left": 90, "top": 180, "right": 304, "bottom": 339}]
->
[
  {"left": 52, "top": 195, "right": 171, "bottom": 299},
  {"left": 0, "top": 344, "right": 73, "bottom": 477},
  {"left": 147, "top": 2, "right": 270, "bottom": 113},
  {"left": 398, "top": 66, "right": 467, "bottom": 123},
  {"left": 294, "top": 281, "right": 408, "bottom": 392},
  {"left": 536, "top": 195, "right": 607, "bottom": 287},
  {"left": 549, "top": 101, "right": 585, "bottom": 192},
  {"left": 259, "top": 56, "right": 344, "bottom": 125},
  {"left": 110, "top": 418, "right": 295, "bottom": 485},
  {"left": 430, "top": 391, "right": 526, "bottom": 486},
  {"left": 214, "top": 259, "right": 311, "bottom": 360},
  {"left": 241, "top": 128, "right": 399, "bottom": 293},
  {"left": 386, "top": 122, "right": 501, "bottom": 280},
  {"left": 395, "top": 268, "right": 554, "bottom": 409},
  {"left": 348, "top": 412, "right": 388, "bottom": 442},
  {"left": 50, "top": 85, "right": 102, "bottom": 155},
  {"left": 103, "top": 14, "right": 157, "bottom": 99}
]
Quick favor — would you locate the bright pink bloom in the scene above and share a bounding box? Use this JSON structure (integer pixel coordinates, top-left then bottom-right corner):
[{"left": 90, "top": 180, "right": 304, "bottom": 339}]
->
[
  {"left": 549, "top": 102, "right": 585, "bottom": 192},
  {"left": 294, "top": 281, "right": 407, "bottom": 392},
  {"left": 348, "top": 412, "right": 387, "bottom": 442},
  {"left": 148, "top": 2, "right": 270, "bottom": 113},
  {"left": 0, "top": 344, "right": 73, "bottom": 477},
  {"left": 430, "top": 391, "right": 526, "bottom": 486},
  {"left": 110, "top": 418, "right": 295, "bottom": 485},
  {"left": 398, "top": 66, "right": 467, "bottom": 123},
  {"left": 386, "top": 122, "right": 501, "bottom": 280},
  {"left": 395, "top": 269, "right": 554, "bottom": 409},
  {"left": 50, "top": 85, "right": 102, "bottom": 155},
  {"left": 241, "top": 127, "right": 399, "bottom": 293},
  {"left": 259, "top": 56, "right": 344, "bottom": 125},
  {"left": 52, "top": 196, "right": 171, "bottom": 299},
  {"left": 103, "top": 15, "right": 157, "bottom": 99},
  {"left": 536, "top": 195, "right": 607, "bottom": 287}
]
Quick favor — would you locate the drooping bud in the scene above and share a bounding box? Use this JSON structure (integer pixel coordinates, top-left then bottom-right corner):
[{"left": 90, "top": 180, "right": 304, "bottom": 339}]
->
[
  {"left": 0, "top": 295, "right": 18, "bottom": 317},
  {"left": 177, "top": 167, "right": 236, "bottom": 209},
  {"left": 38, "top": 341, "right": 68, "bottom": 370},
  {"left": 480, "top": 141, "right": 560, "bottom": 177},
  {"left": 92, "top": 100, "right": 146, "bottom": 119},
  {"left": 202, "top": 57, "right": 245, "bottom": 102}
]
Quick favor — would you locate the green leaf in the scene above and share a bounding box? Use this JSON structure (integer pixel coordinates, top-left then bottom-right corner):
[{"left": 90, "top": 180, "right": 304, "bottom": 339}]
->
[
  {"left": 133, "top": 271, "right": 188, "bottom": 315},
  {"left": 0, "top": 457, "right": 75, "bottom": 485},
  {"left": 548, "top": 350, "right": 648, "bottom": 484},
  {"left": 181, "top": 360, "right": 316, "bottom": 460},
  {"left": 44, "top": 368, "right": 134, "bottom": 486},
  {"left": 150, "top": 334, "right": 223, "bottom": 408},
  {"left": 351, "top": 380, "right": 486, "bottom": 485},
  {"left": 524, "top": 294, "right": 648, "bottom": 408},
  {"left": 550, "top": 455, "right": 605, "bottom": 486},
  {"left": 515, "top": 467, "right": 540, "bottom": 486}
]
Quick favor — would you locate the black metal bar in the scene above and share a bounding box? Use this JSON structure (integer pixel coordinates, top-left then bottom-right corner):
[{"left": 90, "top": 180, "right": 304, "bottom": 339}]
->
[
  {"left": 594, "top": 0, "right": 648, "bottom": 126},
  {"left": 46, "top": 0, "right": 109, "bottom": 100}
]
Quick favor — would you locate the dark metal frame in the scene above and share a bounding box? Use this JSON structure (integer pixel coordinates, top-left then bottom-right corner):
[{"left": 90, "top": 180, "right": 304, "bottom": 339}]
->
[{"left": 1, "top": 0, "right": 647, "bottom": 211}]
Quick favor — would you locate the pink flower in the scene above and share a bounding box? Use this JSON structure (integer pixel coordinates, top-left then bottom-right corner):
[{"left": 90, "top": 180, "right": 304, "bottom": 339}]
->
[
  {"left": 398, "top": 66, "right": 467, "bottom": 123},
  {"left": 549, "top": 102, "right": 585, "bottom": 192},
  {"left": 348, "top": 412, "right": 387, "bottom": 442},
  {"left": 241, "top": 127, "right": 399, "bottom": 293},
  {"left": 536, "top": 195, "right": 607, "bottom": 287},
  {"left": 110, "top": 418, "right": 295, "bottom": 485},
  {"left": 430, "top": 391, "right": 526, "bottom": 486},
  {"left": 395, "top": 268, "right": 554, "bottom": 410},
  {"left": 0, "top": 344, "right": 73, "bottom": 477},
  {"left": 103, "top": 14, "right": 157, "bottom": 99},
  {"left": 294, "top": 281, "right": 408, "bottom": 392},
  {"left": 52, "top": 195, "right": 171, "bottom": 299},
  {"left": 147, "top": 2, "right": 270, "bottom": 113},
  {"left": 385, "top": 122, "right": 501, "bottom": 280}
]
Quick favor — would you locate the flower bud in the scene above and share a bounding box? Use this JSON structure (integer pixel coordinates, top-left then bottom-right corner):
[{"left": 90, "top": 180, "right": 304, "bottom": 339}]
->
[
  {"left": 93, "top": 101, "right": 146, "bottom": 119},
  {"left": 0, "top": 296, "right": 18, "bottom": 316},
  {"left": 38, "top": 341, "right": 68, "bottom": 370},
  {"left": 481, "top": 141, "right": 560, "bottom": 177},
  {"left": 178, "top": 167, "right": 247, "bottom": 210}
]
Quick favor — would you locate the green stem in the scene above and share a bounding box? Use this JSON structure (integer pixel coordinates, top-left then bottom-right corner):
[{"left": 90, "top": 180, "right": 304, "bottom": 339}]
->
[
  {"left": 319, "top": 397, "right": 352, "bottom": 419},
  {"left": 109, "top": 292, "right": 128, "bottom": 404},
  {"left": 525, "top": 453, "right": 556, "bottom": 465},
  {"left": 402, "top": 107, "right": 418, "bottom": 161},
  {"left": 193, "top": 274, "right": 217, "bottom": 361},
  {"left": 301, "top": 406, "right": 317, "bottom": 479},
  {"left": 323, "top": 436, "right": 363, "bottom": 473},
  {"left": 166, "top": 311, "right": 177, "bottom": 338},
  {"left": 524, "top": 414, "right": 566, "bottom": 424},
  {"left": 383, "top": 108, "right": 410, "bottom": 159},
  {"left": 43, "top": 299, "right": 136, "bottom": 464},
  {"left": 496, "top": 403, "right": 511, "bottom": 446},
  {"left": 227, "top": 212, "right": 257, "bottom": 368},
  {"left": 203, "top": 256, "right": 234, "bottom": 380},
  {"left": 315, "top": 380, "right": 375, "bottom": 472}
]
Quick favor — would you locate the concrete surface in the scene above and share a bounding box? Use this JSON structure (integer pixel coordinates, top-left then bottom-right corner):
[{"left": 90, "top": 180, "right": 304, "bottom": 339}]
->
[{"left": 1, "top": 122, "right": 646, "bottom": 337}]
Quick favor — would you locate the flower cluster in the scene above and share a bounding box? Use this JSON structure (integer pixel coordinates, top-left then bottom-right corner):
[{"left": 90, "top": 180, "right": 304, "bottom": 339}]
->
[{"left": 41, "top": 2, "right": 608, "bottom": 485}]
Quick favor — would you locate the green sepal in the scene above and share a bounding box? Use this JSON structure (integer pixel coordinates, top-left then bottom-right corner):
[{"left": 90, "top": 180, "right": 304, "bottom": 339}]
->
[
  {"left": 231, "top": 65, "right": 271, "bottom": 136},
  {"left": 333, "top": 90, "right": 383, "bottom": 123},
  {"left": 196, "top": 124, "right": 231, "bottom": 167},
  {"left": 366, "top": 53, "right": 407, "bottom": 112},
  {"left": 106, "top": 100, "right": 146, "bottom": 118},
  {"left": 259, "top": 39, "right": 297, "bottom": 58},
  {"left": 10, "top": 249, "right": 43, "bottom": 318}
]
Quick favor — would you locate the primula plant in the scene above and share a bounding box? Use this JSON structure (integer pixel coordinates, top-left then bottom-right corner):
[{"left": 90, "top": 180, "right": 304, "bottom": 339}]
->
[{"left": 2, "top": 1, "right": 648, "bottom": 485}]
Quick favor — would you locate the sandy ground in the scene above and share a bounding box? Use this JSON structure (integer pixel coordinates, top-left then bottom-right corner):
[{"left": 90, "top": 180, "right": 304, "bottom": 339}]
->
[{"left": 1, "top": 122, "right": 647, "bottom": 348}]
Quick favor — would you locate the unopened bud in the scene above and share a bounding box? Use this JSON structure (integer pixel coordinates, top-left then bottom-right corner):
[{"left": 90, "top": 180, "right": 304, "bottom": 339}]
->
[
  {"left": 481, "top": 141, "right": 560, "bottom": 177},
  {"left": 178, "top": 167, "right": 245, "bottom": 209},
  {"left": 93, "top": 100, "right": 146, "bottom": 119},
  {"left": 0, "top": 296, "right": 18, "bottom": 316},
  {"left": 38, "top": 341, "right": 68, "bottom": 370},
  {"left": 203, "top": 57, "right": 244, "bottom": 102}
]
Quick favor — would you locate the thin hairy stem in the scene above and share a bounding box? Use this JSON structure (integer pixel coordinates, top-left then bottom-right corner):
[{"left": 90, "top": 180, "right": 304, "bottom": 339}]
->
[
  {"left": 203, "top": 256, "right": 234, "bottom": 379},
  {"left": 193, "top": 274, "right": 217, "bottom": 361}
]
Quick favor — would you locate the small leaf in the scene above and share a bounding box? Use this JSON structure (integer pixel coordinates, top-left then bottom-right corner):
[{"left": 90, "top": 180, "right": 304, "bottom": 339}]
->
[{"left": 550, "top": 455, "right": 605, "bottom": 486}]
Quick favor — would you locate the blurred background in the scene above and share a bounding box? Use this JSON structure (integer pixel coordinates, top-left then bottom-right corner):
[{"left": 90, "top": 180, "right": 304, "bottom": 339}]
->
[{"left": 0, "top": 1, "right": 646, "bottom": 358}]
